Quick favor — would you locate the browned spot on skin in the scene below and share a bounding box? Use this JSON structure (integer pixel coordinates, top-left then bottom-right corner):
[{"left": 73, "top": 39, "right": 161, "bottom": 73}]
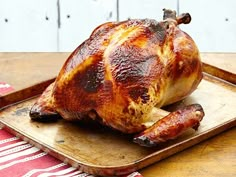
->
[
  {"left": 122, "top": 107, "right": 129, "bottom": 114},
  {"left": 155, "top": 83, "right": 160, "bottom": 93},
  {"left": 75, "top": 55, "right": 104, "bottom": 93},
  {"left": 129, "top": 87, "right": 149, "bottom": 103},
  {"left": 129, "top": 108, "right": 135, "bottom": 116},
  {"left": 170, "top": 53, "right": 200, "bottom": 79},
  {"left": 81, "top": 99, "right": 97, "bottom": 109}
]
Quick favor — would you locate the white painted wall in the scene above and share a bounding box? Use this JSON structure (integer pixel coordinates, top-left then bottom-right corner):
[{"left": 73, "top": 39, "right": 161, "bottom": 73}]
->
[
  {"left": 0, "top": 0, "right": 236, "bottom": 52},
  {"left": 179, "top": 0, "right": 236, "bottom": 52},
  {"left": 0, "top": 0, "right": 58, "bottom": 52},
  {"left": 58, "top": 0, "right": 117, "bottom": 51},
  {"left": 119, "top": 0, "right": 177, "bottom": 21}
]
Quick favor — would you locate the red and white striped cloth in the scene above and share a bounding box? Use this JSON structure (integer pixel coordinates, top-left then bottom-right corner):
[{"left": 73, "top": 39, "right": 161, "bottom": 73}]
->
[
  {"left": 0, "top": 82, "right": 14, "bottom": 96},
  {"left": 0, "top": 128, "right": 143, "bottom": 177}
]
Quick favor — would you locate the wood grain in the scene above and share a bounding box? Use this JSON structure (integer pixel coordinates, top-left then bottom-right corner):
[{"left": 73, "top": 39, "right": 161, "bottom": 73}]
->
[
  {"left": 201, "top": 53, "right": 236, "bottom": 74},
  {"left": 201, "top": 53, "right": 236, "bottom": 84},
  {"left": 0, "top": 52, "right": 69, "bottom": 92},
  {"left": 141, "top": 127, "right": 236, "bottom": 177}
]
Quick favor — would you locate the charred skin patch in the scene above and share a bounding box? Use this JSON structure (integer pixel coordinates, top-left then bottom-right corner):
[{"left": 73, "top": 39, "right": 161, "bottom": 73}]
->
[
  {"left": 75, "top": 55, "right": 105, "bottom": 93},
  {"left": 52, "top": 54, "right": 105, "bottom": 117},
  {"left": 129, "top": 87, "right": 150, "bottom": 103}
]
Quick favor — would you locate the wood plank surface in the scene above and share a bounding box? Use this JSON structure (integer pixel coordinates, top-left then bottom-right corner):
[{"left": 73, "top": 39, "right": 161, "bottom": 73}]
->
[
  {"left": 201, "top": 53, "right": 236, "bottom": 74},
  {"left": 0, "top": 53, "right": 236, "bottom": 176},
  {"left": 0, "top": 52, "right": 69, "bottom": 91},
  {"left": 201, "top": 53, "right": 236, "bottom": 84},
  {"left": 141, "top": 127, "right": 236, "bottom": 177}
]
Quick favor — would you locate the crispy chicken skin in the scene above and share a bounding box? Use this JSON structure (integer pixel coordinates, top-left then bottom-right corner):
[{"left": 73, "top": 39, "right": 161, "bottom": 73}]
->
[{"left": 30, "top": 9, "right": 204, "bottom": 147}]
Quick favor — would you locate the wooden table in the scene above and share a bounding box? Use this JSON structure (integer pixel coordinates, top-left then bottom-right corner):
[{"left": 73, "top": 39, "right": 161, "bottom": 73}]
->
[{"left": 0, "top": 53, "right": 235, "bottom": 177}]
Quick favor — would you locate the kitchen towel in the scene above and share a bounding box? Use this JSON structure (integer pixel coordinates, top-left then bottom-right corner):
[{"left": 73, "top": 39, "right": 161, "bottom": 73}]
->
[
  {"left": 0, "top": 128, "right": 143, "bottom": 177},
  {"left": 0, "top": 82, "right": 14, "bottom": 96}
]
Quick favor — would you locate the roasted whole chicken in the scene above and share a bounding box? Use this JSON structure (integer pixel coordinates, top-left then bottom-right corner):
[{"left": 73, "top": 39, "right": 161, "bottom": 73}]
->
[{"left": 30, "top": 9, "right": 204, "bottom": 147}]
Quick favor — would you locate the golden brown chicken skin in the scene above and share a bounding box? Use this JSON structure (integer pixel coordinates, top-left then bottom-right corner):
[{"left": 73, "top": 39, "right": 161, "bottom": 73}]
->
[{"left": 30, "top": 9, "right": 204, "bottom": 147}]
